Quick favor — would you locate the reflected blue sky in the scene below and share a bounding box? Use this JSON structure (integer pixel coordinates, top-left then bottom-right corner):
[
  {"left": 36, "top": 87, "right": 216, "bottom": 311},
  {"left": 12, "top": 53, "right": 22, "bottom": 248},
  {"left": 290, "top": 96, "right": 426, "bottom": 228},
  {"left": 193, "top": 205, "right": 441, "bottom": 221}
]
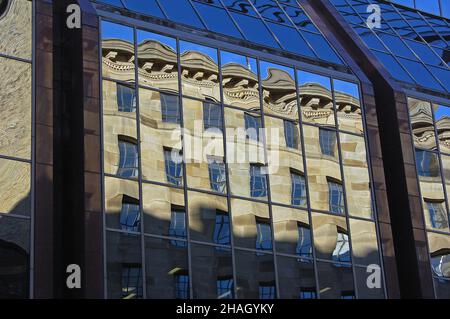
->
[
  {"left": 333, "top": 79, "right": 360, "bottom": 99},
  {"left": 102, "top": 21, "right": 134, "bottom": 42},
  {"left": 434, "top": 104, "right": 450, "bottom": 121},
  {"left": 179, "top": 41, "right": 218, "bottom": 63},
  {"left": 220, "top": 51, "right": 257, "bottom": 72},
  {"left": 137, "top": 30, "right": 176, "bottom": 50},
  {"left": 297, "top": 70, "right": 331, "bottom": 90}
]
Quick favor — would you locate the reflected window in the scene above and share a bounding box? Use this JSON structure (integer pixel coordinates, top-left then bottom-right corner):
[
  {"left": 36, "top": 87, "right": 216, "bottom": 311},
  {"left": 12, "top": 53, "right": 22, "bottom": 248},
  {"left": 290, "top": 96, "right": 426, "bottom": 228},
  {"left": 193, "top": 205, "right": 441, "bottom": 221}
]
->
[
  {"left": 319, "top": 128, "right": 336, "bottom": 156},
  {"left": 250, "top": 164, "right": 267, "bottom": 198},
  {"left": 213, "top": 210, "right": 230, "bottom": 246},
  {"left": 164, "top": 148, "right": 183, "bottom": 186},
  {"left": 118, "top": 138, "right": 138, "bottom": 178},
  {"left": 300, "top": 288, "right": 317, "bottom": 299},
  {"left": 174, "top": 273, "right": 190, "bottom": 299},
  {"left": 332, "top": 230, "right": 350, "bottom": 263},
  {"left": 416, "top": 149, "right": 439, "bottom": 177},
  {"left": 245, "top": 113, "right": 261, "bottom": 141},
  {"left": 328, "top": 179, "right": 344, "bottom": 214},
  {"left": 291, "top": 171, "right": 307, "bottom": 207},
  {"left": 217, "top": 277, "right": 234, "bottom": 299},
  {"left": 121, "top": 264, "right": 143, "bottom": 299},
  {"left": 296, "top": 224, "right": 312, "bottom": 259},
  {"left": 431, "top": 253, "right": 450, "bottom": 278},
  {"left": 161, "top": 93, "right": 180, "bottom": 124},
  {"left": 256, "top": 219, "right": 272, "bottom": 251},
  {"left": 203, "top": 102, "right": 223, "bottom": 131},
  {"left": 208, "top": 157, "right": 226, "bottom": 193},
  {"left": 120, "top": 196, "right": 140, "bottom": 232},
  {"left": 426, "top": 200, "right": 449, "bottom": 229},
  {"left": 169, "top": 208, "right": 187, "bottom": 246},
  {"left": 0, "top": 0, "right": 8, "bottom": 16},
  {"left": 284, "top": 120, "right": 299, "bottom": 149},
  {"left": 117, "top": 83, "right": 136, "bottom": 112},
  {"left": 259, "top": 283, "right": 276, "bottom": 299}
]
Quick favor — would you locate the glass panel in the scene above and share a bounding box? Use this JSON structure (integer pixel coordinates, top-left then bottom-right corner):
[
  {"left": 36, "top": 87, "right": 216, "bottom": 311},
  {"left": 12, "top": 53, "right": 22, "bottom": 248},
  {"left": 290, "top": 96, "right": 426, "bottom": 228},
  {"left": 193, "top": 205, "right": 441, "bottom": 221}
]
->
[
  {"left": 304, "top": 125, "right": 343, "bottom": 212},
  {"left": 317, "top": 261, "right": 355, "bottom": 299},
  {"left": 267, "top": 23, "right": 316, "bottom": 58},
  {"left": 0, "top": 215, "right": 30, "bottom": 298},
  {"left": 433, "top": 103, "right": 450, "bottom": 154},
  {"left": 142, "top": 183, "right": 185, "bottom": 238},
  {"left": 106, "top": 231, "right": 143, "bottom": 299},
  {"left": 260, "top": 61, "right": 297, "bottom": 119},
  {"left": 340, "top": 133, "right": 373, "bottom": 219},
  {"left": 180, "top": 41, "right": 220, "bottom": 102},
  {"left": 312, "top": 212, "right": 350, "bottom": 262},
  {"left": 408, "top": 98, "right": 437, "bottom": 151},
  {"left": 136, "top": 30, "right": 179, "bottom": 92},
  {"left": 334, "top": 80, "right": 364, "bottom": 135},
  {"left": 427, "top": 232, "right": 450, "bottom": 298},
  {"left": 139, "top": 88, "right": 182, "bottom": 183},
  {"left": 191, "top": 244, "right": 234, "bottom": 299},
  {"left": 277, "top": 255, "right": 316, "bottom": 299},
  {"left": 0, "top": 158, "right": 30, "bottom": 216},
  {"left": 158, "top": 0, "right": 205, "bottom": 29},
  {"left": 0, "top": 57, "right": 31, "bottom": 160},
  {"left": 231, "top": 198, "right": 270, "bottom": 250},
  {"left": 145, "top": 236, "right": 189, "bottom": 299},
  {"left": 349, "top": 219, "right": 380, "bottom": 267},
  {"left": 297, "top": 70, "right": 335, "bottom": 127},
  {"left": 230, "top": 12, "right": 281, "bottom": 48},
  {"left": 354, "top": 266, "right": 385, "bottom": 299},
  {"left": 220, "top": 51, "right": 259, "bottom": 111},
  {"left": 272, "top": 205, "right": 311, "bottom": 258},
  {"left": 188, "top": 191, "right": 229, "bottom": 245},
  {"left": 105, "top": 176, "right": 140, "bottom": 231},
  {"left": 183, "top": 98, "right": 226, "bottom": 193},
  {"left": 121, "top": 0, "right": 165, "bottom": 18},
  {"left": 101, "top": 21, "right": 135, "bottom": 83},
  {"left": 234, "top": 249, "right": 276, "bottom": 299},
  {"left": 225, "top": 107, "right": 266, "bottom": 199},
  {"left": 0, "top": 0, "right": 31, "bottom": 59}
]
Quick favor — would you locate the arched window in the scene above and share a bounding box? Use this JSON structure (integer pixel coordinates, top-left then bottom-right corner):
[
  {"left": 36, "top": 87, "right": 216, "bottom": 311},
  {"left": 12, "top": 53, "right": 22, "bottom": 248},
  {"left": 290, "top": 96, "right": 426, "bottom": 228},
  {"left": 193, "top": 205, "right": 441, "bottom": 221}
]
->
[{"left": 332, "top": 229, "right": 351, "bottom": 263}]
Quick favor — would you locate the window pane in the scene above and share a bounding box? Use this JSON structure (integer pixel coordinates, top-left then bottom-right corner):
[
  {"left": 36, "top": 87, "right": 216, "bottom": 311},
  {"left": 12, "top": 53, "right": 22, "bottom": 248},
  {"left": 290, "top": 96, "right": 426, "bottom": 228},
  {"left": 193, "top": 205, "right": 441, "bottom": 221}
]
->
[
  {"left": 250, "top": 164, "right": 268, "bottom": 198},
  {"left": 433, "top": 103, "right": 450, "bottom": 153},
  {"left": 355, "top": 266, "right": 385, "bottom": 299},
  {"left": 116, "top": 83, "right": 136, "bottom": 113},
  {"left": 158, "top": 0, "right": 205, "bottom": 29},
  {"left": 427, "top": 232, "right": 450, "bottom": 298},
  {"left": 328, "top": 180, "right": 345, "bottom": 215},
  {"left": 319, "top": 128, "right": 337, "bottom": 157},
  {"left": 117, "top": 139, "right": 139, "bottom": 178},
  {"left": 317, "top": 262, "right": 355, "bottom": 299},
  {"left": 136, "top": 30, "right": 179, "bottom": 92},
  {"left": 0, "top": 158, "right": 30, "bottom": 216},
  {"left": 106, "top": 231, "right": 143, "bottom": 299},
  {"left": 142, "top": 183, "right": 185, "bottom": 237},
  {"left": 145, "top": 236, "right": 189, "bottom": 299},
  {"left": 105, "top": 176, "right": 140, "bottom": 231},
  {"left": 266, "top": 23, "right": 316, "bottom": 58},
  {"left": 191, "top": 244, "right": 234, "bottom": 299},
  {"left": 350, "top": 219, "right": 381, "bottom": 267},
  {"left": 121, "top": 0, "right": 165, "bottom": 18},
  {"left": 220, "top": 50, "right": 259, "bottom": 111},
  {"left": 231, "top": 198, "right": 270, "bottom": 250},
  {"left": 0, "top": 57, "right": 31, "bottom": 160},
  {"left": 304, "top": 125, "right": 343, "bottom": 212},
  {"left": 235, "top": 250, "right": 276, "bottom": 299},
  {"left": 180, "top": 41, "right": 220, "bottom": 102},
  {"left": 139, "top": 88, "right": 183, "bottom": 183},
  {"left": 334, "top": 79, "right": 364, "bottom": 134},
  {"left": 188, "top": 191, "right": 229, "bottom": 245},
  {"left": 408, "top": 97, "right": 437, "bottom": 151},
  {"left": 277, "top": 256, "right": 316, "bottom": 299},
  {"left": 0, "top": 0, "right": 31, "bottom": 59},
  {"left": 230, "top": 12, "right": 281, "bottom": 48}
]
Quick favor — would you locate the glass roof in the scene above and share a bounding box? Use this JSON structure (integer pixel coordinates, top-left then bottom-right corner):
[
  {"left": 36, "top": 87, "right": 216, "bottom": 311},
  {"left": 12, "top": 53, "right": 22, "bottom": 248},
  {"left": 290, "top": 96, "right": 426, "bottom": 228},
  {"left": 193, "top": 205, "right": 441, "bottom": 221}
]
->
[
  {"left": 330, "top": 0, "right": 450, "bottom": 95},
  {"left": 91, "top": 0, "right": 345, "bottom": 66},
  {"left": 388, "top": 0, "right": 450, "bottom": 19}
]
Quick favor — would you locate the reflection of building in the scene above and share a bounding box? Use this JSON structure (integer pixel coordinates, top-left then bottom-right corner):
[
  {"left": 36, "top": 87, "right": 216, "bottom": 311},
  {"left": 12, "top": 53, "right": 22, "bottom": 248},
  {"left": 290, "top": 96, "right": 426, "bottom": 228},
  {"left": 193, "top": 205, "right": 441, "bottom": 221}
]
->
[{"left": 2, "top": 0, "right": 450, "bottom": 299}]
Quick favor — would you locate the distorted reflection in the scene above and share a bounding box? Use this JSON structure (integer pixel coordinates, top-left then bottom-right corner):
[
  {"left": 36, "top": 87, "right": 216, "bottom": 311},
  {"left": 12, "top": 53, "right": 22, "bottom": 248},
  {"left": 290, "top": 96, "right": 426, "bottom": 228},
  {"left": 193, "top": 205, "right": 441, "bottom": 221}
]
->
[
  {"left": 101, "top": 21, "right": 135, "bottom": 83},
  {"left": 297, "top": 70, "right": 335, "bottom": 127},
  {"left": 145, "top": 236, "right": 189, "bottom": 299},
  {"left": 105, "top": 176, "right": 140, "bottom": 231},
  {"left": 260, "top": 61, "right": 297, "bottom": 120},
  {"left": 433, "top": 103, "right": 450, "bottom": 154},
  {"left": 0, "top": 158, "right": 30, "bottom": 216},
  {"left": 317, "top": 262, "right": 354, "bottom": 299},
  {"left": 0, "top": 0, "right": 31, "bottom": 60},
  {"left": 333, "top": 79, "right": 363, "bottom": 135},
  {"left": 221, "top": 51, "right": 259, "bottom": 111},
  {"left": 231, "top": 198, "right": 271, "bottom": 250},
  {"left": 106, "top": 231, "right": 143, "bottom": 299},
  {"left": 349, "top": 219, "right": 380, "bottom": 266},
  {"left": 142, "top": 183, "right": 185, "bottom": 238},
  {"left": 0, "top": 216, "right": 30, "bottom": 298},
  {"left": 427, "top": 232, "right": 450, "bottom": 298},
  {"left": 137, "top": 30, "right": 179, "bottom": 92},
  {"left": 188, "top": 191, "right": 229, "bottom": 245},
  {"left": 340, "top": 133, "right": 373, "bottom": 219},
  {"left": 304, "top": 125, "right": 343, "bottom": 212},
  {"left": 235, "top": 249, "right": 276, "bottom": 299},
  {"left": 0, "top": 57, "right": 31, "bottom": 160},
  {"left": 139, "top": 87, "right": 182, "bottom": 183},
  {"left": 408, "top": 98, "right": 437, "bottom": 150},
  {"left": 191, "top": 244, "right": 234, "bottom": 299},
  {"left": 277, "top": 256, "right": 316, "bottom": 299},
  {"left": 180, "top": 41, "right": 220, "bottom": 102}
]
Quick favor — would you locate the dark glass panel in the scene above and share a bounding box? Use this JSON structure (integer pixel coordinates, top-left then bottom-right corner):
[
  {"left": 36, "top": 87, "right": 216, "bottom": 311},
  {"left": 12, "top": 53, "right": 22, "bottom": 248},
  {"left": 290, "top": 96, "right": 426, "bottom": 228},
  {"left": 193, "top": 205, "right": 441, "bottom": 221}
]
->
[
  {"left": 0, "top": 158, "right": 30, "bottom": 217},
  {"left": 277, "top": 256, "right": 316, "bottom": 299},
  {"left": 317, "top": 261, "right": 355, "bottom": 299},
  {"left": 158, "top": 0, "right": 205, "bottom": 29}
]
